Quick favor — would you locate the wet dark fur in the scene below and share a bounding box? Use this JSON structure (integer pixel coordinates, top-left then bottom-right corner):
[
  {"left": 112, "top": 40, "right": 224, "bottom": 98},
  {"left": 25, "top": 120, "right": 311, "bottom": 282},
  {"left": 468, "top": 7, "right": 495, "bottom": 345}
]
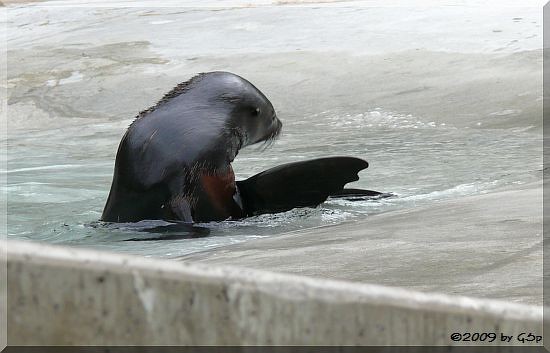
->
[{"left": 134, "top": 73, "right": 207, "bottom": 121}]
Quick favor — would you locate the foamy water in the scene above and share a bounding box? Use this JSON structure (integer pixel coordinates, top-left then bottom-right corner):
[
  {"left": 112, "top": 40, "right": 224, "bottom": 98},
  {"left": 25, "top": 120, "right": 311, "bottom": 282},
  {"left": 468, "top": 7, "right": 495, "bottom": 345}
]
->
[{"left": 6, "top": 2, "right": 542, "bottom": 257}]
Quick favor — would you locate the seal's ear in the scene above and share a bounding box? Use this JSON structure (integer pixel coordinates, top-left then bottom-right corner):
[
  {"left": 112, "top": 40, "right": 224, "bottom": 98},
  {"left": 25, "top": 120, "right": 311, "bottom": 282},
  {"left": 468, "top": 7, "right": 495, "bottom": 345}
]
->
[{"left": 236, "top": 157, "right": 384, "bottom": 216}]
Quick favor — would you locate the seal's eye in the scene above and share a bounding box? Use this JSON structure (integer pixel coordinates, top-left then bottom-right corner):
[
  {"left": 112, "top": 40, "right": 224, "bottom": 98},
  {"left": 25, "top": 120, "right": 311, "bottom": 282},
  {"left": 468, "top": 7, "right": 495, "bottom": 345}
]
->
[{"left": 252, "top": 107, "right": 261, "bottom": 117}]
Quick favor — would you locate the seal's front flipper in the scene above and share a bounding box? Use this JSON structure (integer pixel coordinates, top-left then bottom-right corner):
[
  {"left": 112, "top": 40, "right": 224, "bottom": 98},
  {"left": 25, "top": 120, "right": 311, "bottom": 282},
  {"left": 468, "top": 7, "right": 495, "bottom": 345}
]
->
[{"left": 236, "top": 157, "right": 375, "bottom": 216}]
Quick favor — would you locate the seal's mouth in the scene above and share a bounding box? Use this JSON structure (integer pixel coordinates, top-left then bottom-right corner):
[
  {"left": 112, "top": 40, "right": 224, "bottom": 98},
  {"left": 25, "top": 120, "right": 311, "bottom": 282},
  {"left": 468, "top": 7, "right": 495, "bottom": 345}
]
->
[
  {"left": 266, "top": 116, "right": 282, "bottom": 141},
  {"left": 269, "top": 116, "right": 282, "bottom": 139},
  {"left": 257, "top": 116, "right": 282, "bottom": 150}
]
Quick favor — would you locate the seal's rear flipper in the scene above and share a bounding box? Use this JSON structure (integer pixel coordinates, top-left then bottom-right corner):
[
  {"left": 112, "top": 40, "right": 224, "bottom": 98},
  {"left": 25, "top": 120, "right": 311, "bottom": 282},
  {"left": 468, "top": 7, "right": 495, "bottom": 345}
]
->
[
  {"left": 236, "top": 157, "right": 379, "bottom": 216},
  {"left": 329, "top": 188, "right": 394, "bottom": 201},
  {"left": 329, "top": 188, "right": 384, "bottom": 197}
]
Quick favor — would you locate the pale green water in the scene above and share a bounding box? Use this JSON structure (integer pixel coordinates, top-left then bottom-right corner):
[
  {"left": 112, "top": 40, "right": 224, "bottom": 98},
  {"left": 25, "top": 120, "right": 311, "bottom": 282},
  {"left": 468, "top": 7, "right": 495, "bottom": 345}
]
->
[{"left": 6, "top": 2, "right": 542, "bottom": 257}]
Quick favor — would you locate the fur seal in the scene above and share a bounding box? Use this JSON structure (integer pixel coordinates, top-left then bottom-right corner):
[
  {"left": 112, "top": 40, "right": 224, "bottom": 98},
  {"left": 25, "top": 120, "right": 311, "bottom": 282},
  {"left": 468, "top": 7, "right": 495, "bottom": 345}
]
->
[{"left": 101, "top": 72, "right": 381, "bottom": 223}]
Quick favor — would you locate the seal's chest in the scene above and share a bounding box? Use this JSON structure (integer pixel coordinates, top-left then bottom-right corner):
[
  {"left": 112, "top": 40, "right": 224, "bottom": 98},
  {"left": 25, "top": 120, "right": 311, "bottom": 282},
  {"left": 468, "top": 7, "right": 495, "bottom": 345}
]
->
[
  {"left": 200, "top": 170, "right": 236, "bottom": 200},
  {"left": 196, "top": 167, "right": 241, "bottom": 220}
]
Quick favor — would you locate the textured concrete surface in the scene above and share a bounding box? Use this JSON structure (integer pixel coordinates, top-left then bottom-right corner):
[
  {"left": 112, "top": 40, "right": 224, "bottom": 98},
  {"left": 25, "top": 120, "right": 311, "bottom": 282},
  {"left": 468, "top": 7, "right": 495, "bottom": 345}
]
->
[
  {"left": 5, "top": 239, "right": 543, "bottom": 347},
  {"left": 182, "top": 182, "right": 543, "bottom": 305}
]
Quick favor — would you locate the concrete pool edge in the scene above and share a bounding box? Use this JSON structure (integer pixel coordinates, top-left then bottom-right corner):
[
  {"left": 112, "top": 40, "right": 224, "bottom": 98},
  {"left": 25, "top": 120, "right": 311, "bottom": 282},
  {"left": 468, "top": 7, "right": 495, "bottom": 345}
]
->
[{"left": 2, "top": 239, "right": 544, "bottom": 346}]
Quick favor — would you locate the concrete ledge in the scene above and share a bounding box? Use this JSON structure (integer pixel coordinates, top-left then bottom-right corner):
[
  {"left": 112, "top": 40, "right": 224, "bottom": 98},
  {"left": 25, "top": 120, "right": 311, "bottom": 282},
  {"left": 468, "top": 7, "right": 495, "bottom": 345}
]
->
[{"left": 3, "top": 239, "right": 544, "bottom": 347}]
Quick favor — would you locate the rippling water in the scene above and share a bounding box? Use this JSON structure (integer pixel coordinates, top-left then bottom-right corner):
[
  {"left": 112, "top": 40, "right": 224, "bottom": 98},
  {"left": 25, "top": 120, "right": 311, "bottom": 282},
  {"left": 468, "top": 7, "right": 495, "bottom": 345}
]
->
[{"left": 6, "top": 1, "right": 542, "bottom": 258}]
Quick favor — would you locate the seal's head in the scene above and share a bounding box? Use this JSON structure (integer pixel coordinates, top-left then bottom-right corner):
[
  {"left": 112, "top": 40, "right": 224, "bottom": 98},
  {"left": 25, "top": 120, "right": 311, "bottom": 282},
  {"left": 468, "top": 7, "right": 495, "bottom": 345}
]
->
[
  {"left": 176, "top": 71, "right": 282, "bottom": 147},
  {"left": 125, "top": 71, "right": 283, "bottom": 177}
]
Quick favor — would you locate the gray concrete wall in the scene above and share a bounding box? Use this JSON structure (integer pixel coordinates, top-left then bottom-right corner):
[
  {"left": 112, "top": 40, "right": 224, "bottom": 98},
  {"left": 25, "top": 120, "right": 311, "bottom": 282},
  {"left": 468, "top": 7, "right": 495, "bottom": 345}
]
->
[{"left": 3, "top": 239, "right": 544, "bottom": 348}]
